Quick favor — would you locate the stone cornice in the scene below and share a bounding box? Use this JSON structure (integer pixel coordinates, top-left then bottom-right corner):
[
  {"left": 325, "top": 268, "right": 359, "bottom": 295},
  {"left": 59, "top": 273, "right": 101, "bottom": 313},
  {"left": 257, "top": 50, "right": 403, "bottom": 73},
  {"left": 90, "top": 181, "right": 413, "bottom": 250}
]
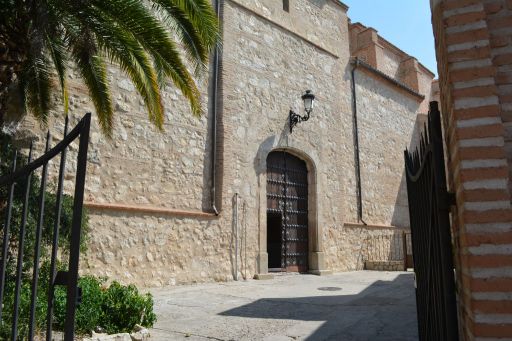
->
[
  {"left": 350, "top": 22, "right": 436, "bottom": 78},
  {"left": 332, "top": 0, "right": 349, "bottom": 12},
  {"left": 353, "top": 58, "right": 426, "bottom": 101}
]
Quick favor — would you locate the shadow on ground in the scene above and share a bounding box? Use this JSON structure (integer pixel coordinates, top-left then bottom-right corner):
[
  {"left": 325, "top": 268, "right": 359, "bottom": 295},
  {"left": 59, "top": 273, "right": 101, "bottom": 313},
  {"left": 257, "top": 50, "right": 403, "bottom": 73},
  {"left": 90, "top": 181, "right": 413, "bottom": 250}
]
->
[{"left": 218, "top": 274, "right": 417, "bottom": 341}]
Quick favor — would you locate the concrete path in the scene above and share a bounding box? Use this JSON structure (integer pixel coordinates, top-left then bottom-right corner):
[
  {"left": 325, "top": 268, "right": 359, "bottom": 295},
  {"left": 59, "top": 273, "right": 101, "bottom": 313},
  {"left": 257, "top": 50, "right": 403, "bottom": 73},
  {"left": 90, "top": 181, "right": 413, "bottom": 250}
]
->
[{"left": 149, "top": 271, "right": 418, "bottom": 341}]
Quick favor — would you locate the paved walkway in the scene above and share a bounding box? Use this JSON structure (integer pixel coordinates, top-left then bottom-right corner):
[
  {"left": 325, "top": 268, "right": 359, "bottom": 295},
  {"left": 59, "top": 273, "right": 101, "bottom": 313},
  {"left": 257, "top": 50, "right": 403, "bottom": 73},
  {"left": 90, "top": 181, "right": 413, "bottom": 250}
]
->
[{"left": 149, "top": 271, "right": 418, "bottom": 341}]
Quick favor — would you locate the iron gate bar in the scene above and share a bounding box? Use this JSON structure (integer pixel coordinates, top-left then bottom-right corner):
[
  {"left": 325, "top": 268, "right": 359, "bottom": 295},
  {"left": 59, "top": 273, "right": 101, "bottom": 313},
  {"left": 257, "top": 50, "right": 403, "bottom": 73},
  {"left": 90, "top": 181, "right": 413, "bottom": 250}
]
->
[
  {"left": 0, "top": 116, "right": 88, "bottom": 185},
  {"left": 0, "top": 150, "right": 16, "bottom": 321},
  {"left": 0, "top": 113, "right": 91, "bottom": 341},
  {"left": 29, "top": 133, "right": 51, "bottom": 340},
  {"left": 46, "top": 116, "right": 69, "bottom": 341},
  {"left": 12, "top": 144, "right": 33, "bottom": 341},
  {"left": 287, "top": 252, "right": 308, "bottom": 256},
  {"left": 404, "top": 102, "right": 459, "bottom": 341},
  {"left": 64, "top": 112, "right": 90, "bottom": 340}
]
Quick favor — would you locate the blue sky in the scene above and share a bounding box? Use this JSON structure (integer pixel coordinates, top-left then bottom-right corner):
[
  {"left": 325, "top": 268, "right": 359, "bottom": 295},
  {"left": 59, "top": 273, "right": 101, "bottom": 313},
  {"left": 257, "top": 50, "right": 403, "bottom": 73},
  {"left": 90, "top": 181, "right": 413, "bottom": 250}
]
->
[{"left": 342, "top": 0, "right": 438, "bottom": 77}]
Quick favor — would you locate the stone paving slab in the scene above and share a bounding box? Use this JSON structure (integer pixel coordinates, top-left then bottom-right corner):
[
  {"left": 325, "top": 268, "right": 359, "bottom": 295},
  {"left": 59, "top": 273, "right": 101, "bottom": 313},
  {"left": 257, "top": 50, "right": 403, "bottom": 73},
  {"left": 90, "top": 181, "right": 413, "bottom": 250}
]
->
[{"left": 149, "top": 271, "right": 418, "bottom": 341}]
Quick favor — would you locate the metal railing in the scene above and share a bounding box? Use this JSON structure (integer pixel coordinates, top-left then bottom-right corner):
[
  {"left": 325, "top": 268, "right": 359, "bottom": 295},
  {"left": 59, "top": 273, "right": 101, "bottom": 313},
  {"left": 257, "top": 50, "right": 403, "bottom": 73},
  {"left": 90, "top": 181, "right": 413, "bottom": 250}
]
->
[
  {"left": 0, "top": 113, "right": 90, "bottom": 340},
  {"left": 364, "top": 231, "right": 414, "bottom": 270},
  {"left": 364, "top": 233, "right": 405, "bottom": 262}
]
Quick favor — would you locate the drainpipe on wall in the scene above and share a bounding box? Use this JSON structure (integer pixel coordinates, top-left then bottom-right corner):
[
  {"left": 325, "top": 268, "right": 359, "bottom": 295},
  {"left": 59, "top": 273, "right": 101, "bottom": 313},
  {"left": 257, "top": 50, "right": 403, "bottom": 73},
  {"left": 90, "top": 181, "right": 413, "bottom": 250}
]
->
[
  {"left": 210, "top": 0, "right": 221, "bottom": 216},
  {"left": 234, "top": 193, "right": 239, "bottom": 281},
  {"left": 350, "top": 58, "right": 367, "bottom": 225}
]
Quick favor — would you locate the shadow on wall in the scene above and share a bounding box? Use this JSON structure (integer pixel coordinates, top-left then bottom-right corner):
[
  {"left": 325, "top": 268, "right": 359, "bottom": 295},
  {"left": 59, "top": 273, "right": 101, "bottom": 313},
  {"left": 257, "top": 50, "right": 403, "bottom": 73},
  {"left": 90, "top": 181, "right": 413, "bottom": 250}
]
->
[
  {"left": 390, "top": 113, "right": 428, "bottom": 228},
  {"left": 253, "top": 117, "right": 292, "bottom": 176},
  {"left": 219, "top": 273, "right": 418, "bottom": 340},
  {"left": 201, "top": 68, "right": 218, "bottom": 212}
]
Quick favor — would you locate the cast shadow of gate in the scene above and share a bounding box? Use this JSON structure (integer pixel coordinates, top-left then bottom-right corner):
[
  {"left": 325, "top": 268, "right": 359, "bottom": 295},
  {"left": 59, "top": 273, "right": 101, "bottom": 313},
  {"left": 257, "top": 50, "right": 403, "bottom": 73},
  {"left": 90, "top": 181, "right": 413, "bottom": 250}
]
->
[{"left": 218, "top": 274, "right": 418, "bottom": 341}]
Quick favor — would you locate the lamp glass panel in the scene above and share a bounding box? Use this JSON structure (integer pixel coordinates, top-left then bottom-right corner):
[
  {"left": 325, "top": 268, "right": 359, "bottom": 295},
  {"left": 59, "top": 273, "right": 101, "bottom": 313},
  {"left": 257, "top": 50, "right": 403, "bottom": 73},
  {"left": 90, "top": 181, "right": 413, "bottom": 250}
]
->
[{"left": 304, "top": 97, "right": 313, "bottom": 111}]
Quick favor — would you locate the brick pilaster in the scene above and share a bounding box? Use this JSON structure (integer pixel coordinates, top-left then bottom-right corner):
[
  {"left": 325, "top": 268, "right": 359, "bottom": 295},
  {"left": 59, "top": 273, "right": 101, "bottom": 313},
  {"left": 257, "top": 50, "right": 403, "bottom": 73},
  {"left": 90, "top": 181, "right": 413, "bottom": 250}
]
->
[{"left": 432, "top": 0, "right": 512, "bottom": 339}]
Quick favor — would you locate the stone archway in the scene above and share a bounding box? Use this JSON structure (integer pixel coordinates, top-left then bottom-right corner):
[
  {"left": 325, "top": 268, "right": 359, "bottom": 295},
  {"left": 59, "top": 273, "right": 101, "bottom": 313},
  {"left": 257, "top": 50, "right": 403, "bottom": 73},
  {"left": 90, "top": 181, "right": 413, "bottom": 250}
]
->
[{"left": 255, "top": 143, "right": 328, "bottom": 278}]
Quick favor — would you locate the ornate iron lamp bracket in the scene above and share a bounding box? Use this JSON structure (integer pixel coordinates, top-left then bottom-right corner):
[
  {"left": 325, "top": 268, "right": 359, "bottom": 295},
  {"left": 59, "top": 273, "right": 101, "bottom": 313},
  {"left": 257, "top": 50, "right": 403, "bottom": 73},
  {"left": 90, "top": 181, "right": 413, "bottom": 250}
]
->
[
  {"left": 289, "top": 90, "right": 315, "bottom": 133},
  {"left": 289, "top": 110, "right": 310, "bottom": 133}
]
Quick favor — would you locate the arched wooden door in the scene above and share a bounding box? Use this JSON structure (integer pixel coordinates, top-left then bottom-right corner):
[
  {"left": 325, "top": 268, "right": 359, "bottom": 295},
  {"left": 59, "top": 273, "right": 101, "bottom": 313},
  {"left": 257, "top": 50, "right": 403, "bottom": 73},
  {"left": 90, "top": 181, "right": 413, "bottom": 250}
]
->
[{"left": 266, "top": 151, "right": 308, "bottom": 272}]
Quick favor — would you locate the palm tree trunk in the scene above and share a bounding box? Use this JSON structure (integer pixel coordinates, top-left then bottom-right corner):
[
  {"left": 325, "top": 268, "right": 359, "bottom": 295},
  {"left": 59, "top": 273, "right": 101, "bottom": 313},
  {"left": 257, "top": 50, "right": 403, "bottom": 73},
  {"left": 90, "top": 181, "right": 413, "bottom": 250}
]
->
[{"left": 0, "top": 40, "right": 26, "bottom": 126}]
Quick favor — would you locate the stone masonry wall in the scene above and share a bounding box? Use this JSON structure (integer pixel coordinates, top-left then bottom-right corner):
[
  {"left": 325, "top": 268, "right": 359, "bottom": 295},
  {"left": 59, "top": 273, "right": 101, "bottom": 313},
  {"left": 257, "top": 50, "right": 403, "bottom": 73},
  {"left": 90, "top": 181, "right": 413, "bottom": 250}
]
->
[
  {"left": 380, "top": 47, "right": 402, "bottom": 79},
  {"left": 355, "top": 71, "right": 423, "bottom": 227},
  {"left": 18, "top": 64, "right": 212, "bottom": 210},
  {"left": 9, "top": 0, "right": 436, "bottom": 287}
]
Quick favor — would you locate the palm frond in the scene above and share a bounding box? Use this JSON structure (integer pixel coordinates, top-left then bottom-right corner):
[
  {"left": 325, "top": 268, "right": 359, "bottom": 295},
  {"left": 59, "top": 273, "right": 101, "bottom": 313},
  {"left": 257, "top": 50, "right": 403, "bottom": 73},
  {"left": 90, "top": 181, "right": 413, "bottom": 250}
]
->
[
  {"left": 74, "top": 47, "right": 113, "bottom": 136},
  {"left": 46, "top": 34, "right": 69, "bottom": 114},
  {"left": 19, "top": 54, "right": 52, "bottom": 123},
  {"left": 153, "top": 51, "right": 202, "bottom": 117},
  {"left": 87, "top": 6, "right": 165, "bottom": 129},
  {"left": 168, "top": 0, "right": 220, "bottom": 51},
  {"left": 91, "top": 0, "right": 203, "bottom": 116},
  {"left": 3, "top": 0, "right": 220, "bottom": 134},
  {"left": 52, "top": 3, "right": 114, "bottom": 134},
  {"left": 151, "top": 0, "right": 219, "bottom": 76}
]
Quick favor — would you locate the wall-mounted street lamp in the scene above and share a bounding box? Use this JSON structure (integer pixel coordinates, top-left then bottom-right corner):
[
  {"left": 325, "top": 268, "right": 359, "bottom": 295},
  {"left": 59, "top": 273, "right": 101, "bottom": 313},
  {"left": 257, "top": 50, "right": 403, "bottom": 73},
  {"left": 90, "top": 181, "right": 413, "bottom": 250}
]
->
[{"left": 289, "top": 90, "right": 315, "bottom": 133}]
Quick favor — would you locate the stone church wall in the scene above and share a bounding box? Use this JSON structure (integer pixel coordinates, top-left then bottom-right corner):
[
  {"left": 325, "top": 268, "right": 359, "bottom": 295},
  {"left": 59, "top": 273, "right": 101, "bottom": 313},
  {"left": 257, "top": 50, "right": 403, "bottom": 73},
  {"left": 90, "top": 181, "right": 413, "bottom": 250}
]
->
[{"left": 10, "top": 0, "right": 435, "bottom": 287}]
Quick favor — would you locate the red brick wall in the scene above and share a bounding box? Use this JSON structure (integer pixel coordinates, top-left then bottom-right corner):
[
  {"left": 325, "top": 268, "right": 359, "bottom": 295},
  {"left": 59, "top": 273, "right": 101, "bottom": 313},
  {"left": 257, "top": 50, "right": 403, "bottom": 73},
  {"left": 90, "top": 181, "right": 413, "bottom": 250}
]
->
[
  {"left": 486, "top": 0, "right": 512, "bottom": 187},
  {"left": 431, "top": 0, "right": 512, "bottom": 339}
]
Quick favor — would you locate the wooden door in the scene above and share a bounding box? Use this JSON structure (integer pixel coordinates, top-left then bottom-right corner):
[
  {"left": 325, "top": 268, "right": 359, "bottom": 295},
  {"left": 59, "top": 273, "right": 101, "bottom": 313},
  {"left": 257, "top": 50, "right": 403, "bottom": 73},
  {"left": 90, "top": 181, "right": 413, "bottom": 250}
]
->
[{"left": 266, "top": 151, "right": 308, "bottom": 272}]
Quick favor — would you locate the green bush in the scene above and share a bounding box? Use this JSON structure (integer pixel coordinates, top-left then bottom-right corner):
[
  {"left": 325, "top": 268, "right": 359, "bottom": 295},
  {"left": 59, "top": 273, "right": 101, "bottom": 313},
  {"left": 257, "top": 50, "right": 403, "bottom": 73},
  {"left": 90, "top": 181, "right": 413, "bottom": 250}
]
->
[
  {"left": 100, "top": 281, "right": 157, "bottom": 334},
  {"left": 52, "top": 275, "right": 105, "bottom": 335},
  {"left": 0, "top": 270, "right": 157, "bottom": 338},
  {"left": 54, "top": 277, "right": 157, "bottom": 335}
]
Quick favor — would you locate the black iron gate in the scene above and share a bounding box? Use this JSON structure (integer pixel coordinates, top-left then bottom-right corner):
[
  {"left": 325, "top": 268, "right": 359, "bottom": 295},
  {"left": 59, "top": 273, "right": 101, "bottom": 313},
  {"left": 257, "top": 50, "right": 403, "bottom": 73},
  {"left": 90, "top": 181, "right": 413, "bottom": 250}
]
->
[
  {"left": 267, "top": 151, "right": 308, "bottom": 272},
  {"left": 0, "top": 114, "right": 90, "bottom": 340},
  {"left": 404, "top": 102, "right": 459, "bottom": 341}
]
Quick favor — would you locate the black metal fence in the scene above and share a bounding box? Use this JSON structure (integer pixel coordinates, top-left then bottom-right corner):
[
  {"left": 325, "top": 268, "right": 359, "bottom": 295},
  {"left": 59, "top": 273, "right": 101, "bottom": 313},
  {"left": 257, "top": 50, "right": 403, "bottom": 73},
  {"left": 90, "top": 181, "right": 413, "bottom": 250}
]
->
[
  {"left": 0, "top": 114, "right": 90, "bottom": 340},
  {"left": 404, "top": 102, "right": 459, "bottom": 341},
  {"left": 364, "top": 233, "right": 405, "bottom": 262},
  {"left": 363, "top": 232, "right": 413, "bottom": 270}
]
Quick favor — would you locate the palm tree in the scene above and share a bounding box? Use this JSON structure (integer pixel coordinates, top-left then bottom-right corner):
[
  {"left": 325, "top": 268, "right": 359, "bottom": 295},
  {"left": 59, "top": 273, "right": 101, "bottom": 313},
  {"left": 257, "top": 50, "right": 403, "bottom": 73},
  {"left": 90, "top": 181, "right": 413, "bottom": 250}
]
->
[{"left": 0, "top": 0, "right": 219, "bottom": 136}]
